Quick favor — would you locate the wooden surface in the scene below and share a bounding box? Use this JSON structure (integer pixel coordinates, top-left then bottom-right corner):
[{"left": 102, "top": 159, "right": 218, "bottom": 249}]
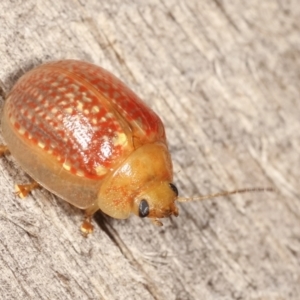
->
[{"left": 0, "top": 1, "right": 299, "bottom": 299}]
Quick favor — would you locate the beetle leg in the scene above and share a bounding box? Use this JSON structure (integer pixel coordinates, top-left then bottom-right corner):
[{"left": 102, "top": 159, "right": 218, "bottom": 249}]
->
[
  {"left": 80, "top": 217, "right": 94, "bottom": 237},
  {"left": 0, "top": 145, "right": 9, "bottom": 156},
  {"left": 80, "top": 204, "right": 99, "bottom": 236},
  {"left": 15, "top": 181, "right": 40, "bottom": 198}
]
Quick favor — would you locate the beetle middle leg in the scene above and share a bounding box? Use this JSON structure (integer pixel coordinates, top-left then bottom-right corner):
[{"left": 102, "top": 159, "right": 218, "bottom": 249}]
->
[
  {"left": 0, "top": 145, "right": 39, "bottom": 198},
  {"left": 15, "top": 181, "right": 40, "bottom": 198}
]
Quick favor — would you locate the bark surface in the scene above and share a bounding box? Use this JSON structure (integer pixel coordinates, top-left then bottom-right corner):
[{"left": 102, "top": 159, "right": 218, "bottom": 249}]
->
[{"left": 0, "top": 1, "right": 299, "bottom": 299}]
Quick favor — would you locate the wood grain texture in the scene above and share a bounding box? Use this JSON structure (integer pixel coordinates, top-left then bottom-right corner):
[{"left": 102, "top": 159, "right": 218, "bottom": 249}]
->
[{"left": 0, "top": 0, "right": 299, "bottom": 299}]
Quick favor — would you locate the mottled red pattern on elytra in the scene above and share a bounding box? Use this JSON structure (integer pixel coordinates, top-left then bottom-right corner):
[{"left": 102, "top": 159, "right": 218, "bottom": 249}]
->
[
  {"left": 47, "top": 60, "right": 166, "bottom": 143},
  {"left": 6, "top": 60, "right": 166, "bottom": 178}
]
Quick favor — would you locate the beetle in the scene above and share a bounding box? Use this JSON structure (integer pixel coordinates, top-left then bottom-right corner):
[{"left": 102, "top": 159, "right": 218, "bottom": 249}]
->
[{"left": 0, "top": 60, "right": 272, "bottom": 234}]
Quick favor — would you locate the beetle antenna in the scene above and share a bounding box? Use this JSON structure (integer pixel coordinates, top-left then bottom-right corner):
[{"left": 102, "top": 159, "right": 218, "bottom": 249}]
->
[{"left": 177, "top": 187, "right": 275, "bottom": 202}]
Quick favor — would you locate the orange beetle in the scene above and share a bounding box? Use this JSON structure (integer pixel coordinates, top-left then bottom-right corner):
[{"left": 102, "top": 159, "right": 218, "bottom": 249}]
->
[
  {"left": 0, "top": 60, "right": 179, "bottom": 232},
  {"left": 0, "top": 60, "right": 272, "bottom": 234}
]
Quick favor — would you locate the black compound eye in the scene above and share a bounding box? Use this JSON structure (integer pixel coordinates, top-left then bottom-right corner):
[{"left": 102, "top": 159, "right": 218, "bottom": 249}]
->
[
  {"left": 139, "top": 199, "right": 150, "bottom": 218},
  {"left": 169, "top": 183, "right": 178, "bottom": 197}
]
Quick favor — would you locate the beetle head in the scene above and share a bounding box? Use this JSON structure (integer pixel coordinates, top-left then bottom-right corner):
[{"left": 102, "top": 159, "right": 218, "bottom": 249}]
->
[{"left": 132, "top": 181, "right": 179, "bottom": 222}]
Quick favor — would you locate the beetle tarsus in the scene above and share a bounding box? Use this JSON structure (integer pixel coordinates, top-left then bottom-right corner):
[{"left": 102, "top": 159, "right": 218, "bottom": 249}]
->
[
  {"left": 81, "top": 217, "right": 94, "bottom": 237},
  {"left": 15, "top": 181, "right": 40, "bottom": 198}
]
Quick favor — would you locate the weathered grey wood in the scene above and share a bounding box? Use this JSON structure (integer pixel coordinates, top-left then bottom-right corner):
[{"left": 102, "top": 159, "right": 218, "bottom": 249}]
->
[{"left": 0, "top": 0, "right": 299, "bottom": 299}]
